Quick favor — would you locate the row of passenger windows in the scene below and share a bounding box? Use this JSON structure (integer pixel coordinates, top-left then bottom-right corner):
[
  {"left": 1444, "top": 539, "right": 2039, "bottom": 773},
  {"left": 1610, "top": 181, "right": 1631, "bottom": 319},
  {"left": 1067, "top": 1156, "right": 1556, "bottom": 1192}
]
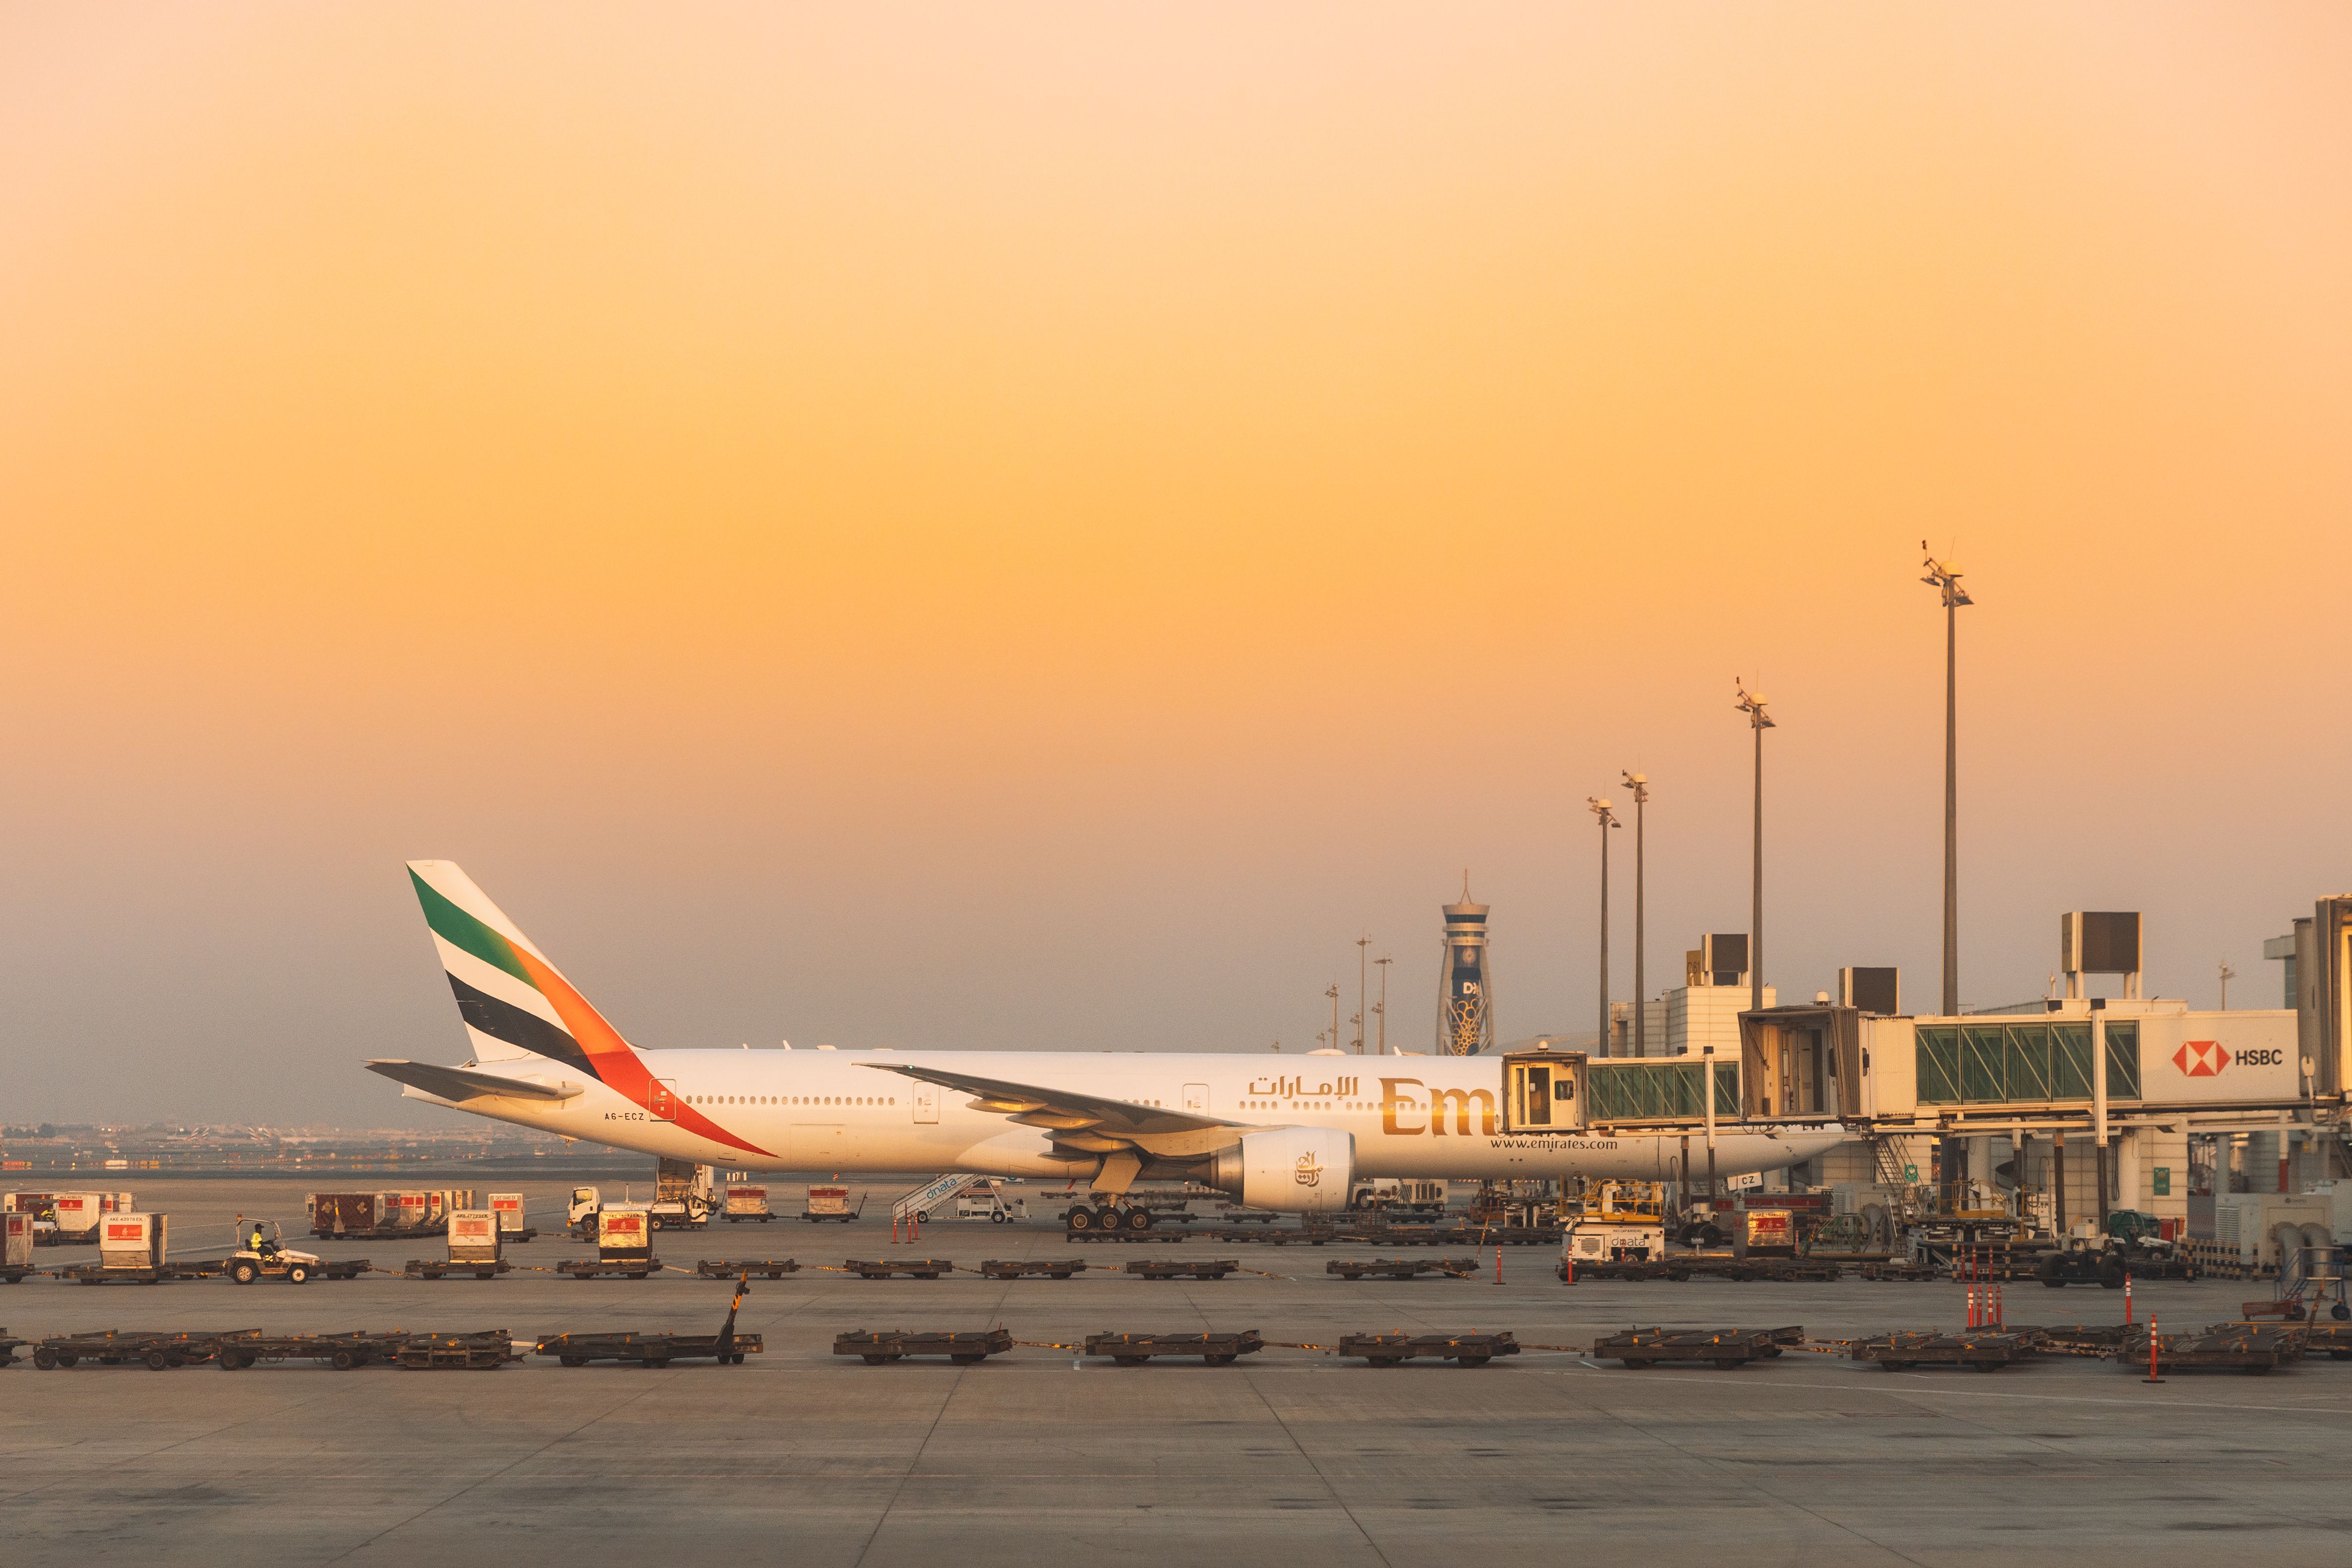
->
[
  {"left": 685, "top": 1095, "right": 896, "bottom": 1107},
  {"left": 1243, "top": 1101, "right": 1356, "bottom": 1111}
]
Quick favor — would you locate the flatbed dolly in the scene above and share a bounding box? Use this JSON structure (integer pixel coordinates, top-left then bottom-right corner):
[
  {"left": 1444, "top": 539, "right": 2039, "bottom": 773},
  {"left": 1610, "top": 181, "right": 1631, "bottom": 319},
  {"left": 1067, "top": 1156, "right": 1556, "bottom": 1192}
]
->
[
  {"left": 1327, "top": 1257, "right": 1480, "bottom": 1281},
  {"left": 979, "top": 1259, "right": 1088, "bottom": 1279},
  {"left": 695, "top": 1259, "right": 799, "bottom": 1278},
  {"left": 1084, "top": 1330, "right": 1264, "bottom": 1365},
  {"left": 1593, "top": 1327, "right": 1781, "bottom": 1369},
  {"left": 540, "top": 1278, "right": 761, "bottom": 1367},
  {"left": 50, "top": 1265, "right": 173, "bottom": 1286},
  {"left": 2121, "top": 1323, "right": 2304, "bottom": 1374},
  {"left": 1, "top": 1266, "right": 33, "bottom": 1285},
  {"left": 1852, "top": 1330, "right": 2039, "bottom": 1372},
  {"left": 834, "top": 1328, "right": 1014, "bottom": 1364},
  {"left": 1125, "top": 1258, "right": 1239, "bottom": 1281},
  {"left": 215, "top": 1331, "right": 412, "bottom": 1370},
  {"left": 555, "top": 1258, "right": 662, "bottom": 1279},
  {"left": 29, "top": 1328, "right": 259, "bottom": 1370},
  {"left": 404, "top": 1259, "right": 512, "bottom": 1280},
  {"left": 845, "top": 1258, "right": 953, "bottom": 1279},
  {"left": 0, "top": 1330, "right": 21, "bottom": 1366},
  {"left": 1336, "top": 1331, "right": 1519, "bottom": 1367},
  {"left": 392, "top": 1330, "right": 523, "bottom": 1370}
]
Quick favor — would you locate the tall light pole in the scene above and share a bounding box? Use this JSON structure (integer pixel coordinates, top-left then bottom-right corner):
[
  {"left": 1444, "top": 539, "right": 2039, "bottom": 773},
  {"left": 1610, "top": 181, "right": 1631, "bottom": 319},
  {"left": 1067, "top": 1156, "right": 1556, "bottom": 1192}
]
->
[
  {"left": 1327, "top": 984, "right": 1340, "bottom": 1058},
  {"left": 1355, "top": 937, "right": 1370, "bottom": 1053},
  {"left": 1588, "top": 796, "right": 1621, "bottom": 1055},
  {"left": 1735, "top": 679, "right": 1774, "bottom": 1017},
  {"left": 1621, "top": 770, "right": 1649, "bottom": 1057},
  {"left": 1374, "top": 956, "right": 1391, "bottom": 1054},
  {"left": 1921, "top": 545, "right": 1972, "bottom": 1019}
]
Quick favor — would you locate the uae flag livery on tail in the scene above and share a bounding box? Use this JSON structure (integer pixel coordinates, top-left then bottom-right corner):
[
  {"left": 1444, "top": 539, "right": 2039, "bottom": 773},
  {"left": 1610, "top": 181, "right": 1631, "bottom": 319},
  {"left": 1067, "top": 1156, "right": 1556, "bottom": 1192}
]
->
[{"left": 405, "top": 861, "right": 771, "bottom": 1155}]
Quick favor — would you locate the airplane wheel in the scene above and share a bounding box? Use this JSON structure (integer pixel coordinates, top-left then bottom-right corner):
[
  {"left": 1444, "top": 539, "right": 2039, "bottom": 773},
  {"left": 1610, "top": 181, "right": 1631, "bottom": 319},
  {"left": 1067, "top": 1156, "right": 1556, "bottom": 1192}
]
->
[
  {"left": 1094, "top": 1207, "right": 1123, "bottom": 1231},
  {"left": 1066, "top": 1207, "right": 1094, "bottom": 1231},
  {"left": 1126, "top": 1208, "right": 1154, "bottom": 1232}
]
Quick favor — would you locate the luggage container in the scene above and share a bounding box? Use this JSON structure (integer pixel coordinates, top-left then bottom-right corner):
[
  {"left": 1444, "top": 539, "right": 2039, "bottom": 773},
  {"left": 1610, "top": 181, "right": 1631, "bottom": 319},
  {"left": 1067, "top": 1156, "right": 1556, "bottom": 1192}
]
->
[
  {"left": 599, "top": 1204, "right": 653, "bottom": 1261},
  {"left": 3, "top": 1211, "right": 33, "bottom": 1281},
  {"left": 99, "top": 1212, "right": 167, "bottom": 1271},
  {"left": 724, "top": 1186, "right": 773, "bottom": 1223},
  {"left": 48, "top": 1193, "right": 104, "bottom": 1243},
  {"left": 408, "top": 1209, "right": 509, "bottom": 1279},
  {"left": 308, "top": 1192, "right": 387, "bottom": 1238},
  {"left": 555, "top": 1204, "right": 660, "bottom": 1278},
  {"left": 385, "top": 1191, "right": 432, "bottom": 1232},
  {"left": 802, "top": 1186, "right": 857, "bottom": 1222},
  {"left": 488, "top": 1193, "right": 535, "bottom": 1241}
]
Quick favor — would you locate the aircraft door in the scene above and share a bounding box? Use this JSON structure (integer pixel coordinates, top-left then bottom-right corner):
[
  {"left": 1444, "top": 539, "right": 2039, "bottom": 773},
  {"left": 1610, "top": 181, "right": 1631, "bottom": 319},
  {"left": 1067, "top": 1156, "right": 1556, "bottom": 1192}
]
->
[
  {"left": 1184, "top": 1083, "right": 1208, "bottom": 1113},
  {"left": 649, "top": 1081, "right": 677, "bottom": 1121},
  {"left": 912, "top": 1083, "right": 939, "bottom": 1124}
]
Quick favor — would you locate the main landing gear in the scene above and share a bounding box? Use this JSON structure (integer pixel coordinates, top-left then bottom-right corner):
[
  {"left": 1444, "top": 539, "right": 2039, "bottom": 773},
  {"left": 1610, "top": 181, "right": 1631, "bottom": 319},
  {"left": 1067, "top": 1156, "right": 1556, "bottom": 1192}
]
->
[{"left": 1065, "top": 1202, "right": 1154, "bottom": 1233}]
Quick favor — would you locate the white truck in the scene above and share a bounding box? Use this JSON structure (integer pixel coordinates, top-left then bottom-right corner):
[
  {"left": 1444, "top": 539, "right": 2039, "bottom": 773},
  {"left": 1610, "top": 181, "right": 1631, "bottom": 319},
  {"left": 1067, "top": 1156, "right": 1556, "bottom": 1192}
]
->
[{"left": 953, "top": 1182, "right": 1028, "bottom": 1223}]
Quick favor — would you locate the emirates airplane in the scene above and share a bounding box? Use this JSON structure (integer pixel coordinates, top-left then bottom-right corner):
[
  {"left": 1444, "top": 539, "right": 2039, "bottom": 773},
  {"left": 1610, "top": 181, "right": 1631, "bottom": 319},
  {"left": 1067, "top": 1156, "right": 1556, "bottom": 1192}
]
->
[{"left": 369, "top": 862, "right": 1842, "bottom": 1223}]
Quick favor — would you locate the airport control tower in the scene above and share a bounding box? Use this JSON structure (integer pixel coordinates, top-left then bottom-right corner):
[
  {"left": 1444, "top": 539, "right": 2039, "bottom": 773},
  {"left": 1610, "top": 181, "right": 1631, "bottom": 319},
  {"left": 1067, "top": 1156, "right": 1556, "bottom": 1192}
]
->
[{"left": 1436, "top": 880, "right": 1494, "bottom": 1056}]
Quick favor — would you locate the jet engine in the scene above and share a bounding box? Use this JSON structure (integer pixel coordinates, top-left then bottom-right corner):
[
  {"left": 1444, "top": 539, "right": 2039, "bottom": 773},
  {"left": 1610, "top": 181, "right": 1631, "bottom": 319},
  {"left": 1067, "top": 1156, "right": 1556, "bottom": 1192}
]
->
[{"left": 1206, "top": 1128, "right": 1355, "bottom": 1213}]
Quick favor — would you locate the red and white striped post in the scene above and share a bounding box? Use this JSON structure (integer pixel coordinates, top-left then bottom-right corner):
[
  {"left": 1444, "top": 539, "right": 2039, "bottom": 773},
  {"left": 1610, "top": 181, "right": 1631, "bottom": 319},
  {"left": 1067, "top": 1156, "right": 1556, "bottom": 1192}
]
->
[
  {"left": 2124, "top": 1269, "right": 2133, "bottom": 1325},
  {"left": 2143, "top": 1312, "right": 2165, "bottom": 1383}
]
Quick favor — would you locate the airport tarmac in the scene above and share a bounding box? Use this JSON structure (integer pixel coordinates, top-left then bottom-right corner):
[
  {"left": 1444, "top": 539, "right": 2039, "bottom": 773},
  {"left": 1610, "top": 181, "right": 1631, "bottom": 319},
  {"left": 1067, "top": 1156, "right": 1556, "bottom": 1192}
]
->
[{"left": 6, "top": 1177, "right": 2349, "bottom": 1566}]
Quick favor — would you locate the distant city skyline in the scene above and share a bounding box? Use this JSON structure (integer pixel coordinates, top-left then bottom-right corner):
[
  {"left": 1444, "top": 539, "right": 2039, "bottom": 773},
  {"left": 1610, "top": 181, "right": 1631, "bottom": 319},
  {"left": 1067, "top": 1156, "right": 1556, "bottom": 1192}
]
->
[{"left": 3, "top": 6, "right": 2346, "bottom": 1122}]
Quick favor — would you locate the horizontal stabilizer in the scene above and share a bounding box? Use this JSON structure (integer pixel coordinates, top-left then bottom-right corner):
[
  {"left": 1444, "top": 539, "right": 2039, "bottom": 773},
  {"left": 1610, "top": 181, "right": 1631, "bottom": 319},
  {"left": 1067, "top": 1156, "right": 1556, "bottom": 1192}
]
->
[{"left": 365, "top": 1059, "right": 584, "bottom": 1103}]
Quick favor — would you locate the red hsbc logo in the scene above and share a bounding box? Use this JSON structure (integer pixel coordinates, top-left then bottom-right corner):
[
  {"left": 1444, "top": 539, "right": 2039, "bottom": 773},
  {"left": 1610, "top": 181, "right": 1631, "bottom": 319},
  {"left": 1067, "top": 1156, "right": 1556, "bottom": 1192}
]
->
[{"left": 2173, "top": 1040, "right": 2230, "bottom": 1077}]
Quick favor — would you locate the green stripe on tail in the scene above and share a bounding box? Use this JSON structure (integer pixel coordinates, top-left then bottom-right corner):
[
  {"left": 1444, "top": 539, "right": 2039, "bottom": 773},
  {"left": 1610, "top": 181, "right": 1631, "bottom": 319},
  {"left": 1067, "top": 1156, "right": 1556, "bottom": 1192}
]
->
[{"left": 410, "top": 867, "right": 537, "bottom": 988}]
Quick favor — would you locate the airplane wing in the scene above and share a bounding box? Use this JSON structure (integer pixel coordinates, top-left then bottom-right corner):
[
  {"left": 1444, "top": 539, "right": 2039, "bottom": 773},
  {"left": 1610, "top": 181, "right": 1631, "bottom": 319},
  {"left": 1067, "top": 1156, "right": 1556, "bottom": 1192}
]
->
[
  {"left": 859, "top": 1061, "right": 1248, "bottom": 1158},
  {"left": 366, "top": 1059, "right": 585, "bottom": 1103}
]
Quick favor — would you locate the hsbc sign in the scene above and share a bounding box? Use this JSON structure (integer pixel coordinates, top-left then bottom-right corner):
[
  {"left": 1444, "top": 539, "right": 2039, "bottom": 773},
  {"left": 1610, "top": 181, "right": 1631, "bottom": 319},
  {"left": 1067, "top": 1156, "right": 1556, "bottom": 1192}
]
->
[{"left": 2142, "top": 1015, "right": 2299, "bottom": 1103}]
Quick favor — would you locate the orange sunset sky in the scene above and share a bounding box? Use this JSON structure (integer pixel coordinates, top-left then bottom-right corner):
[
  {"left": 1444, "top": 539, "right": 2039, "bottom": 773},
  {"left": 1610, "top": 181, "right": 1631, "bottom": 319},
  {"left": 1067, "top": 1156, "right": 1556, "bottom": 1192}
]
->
[{"left": 3, "top": 5, "right": 2349, "bottom": 1123}]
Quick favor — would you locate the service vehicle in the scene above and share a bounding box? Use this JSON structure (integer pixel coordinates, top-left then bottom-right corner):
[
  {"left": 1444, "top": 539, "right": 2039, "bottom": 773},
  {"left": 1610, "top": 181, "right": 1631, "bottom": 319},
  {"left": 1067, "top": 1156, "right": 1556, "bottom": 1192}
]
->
[
  {"left": 1562, "top": 1179, "right": 1667, "bottom": 1266},
  {"left": 226, "top": 1218, "right": 328, "bottom": 1285},
  {"left": 953, "top": 1182, "right": 1028, "bottom": 1223},
  {"left": 650, "top": 1159, "right": 715, "bottom": 1229}
]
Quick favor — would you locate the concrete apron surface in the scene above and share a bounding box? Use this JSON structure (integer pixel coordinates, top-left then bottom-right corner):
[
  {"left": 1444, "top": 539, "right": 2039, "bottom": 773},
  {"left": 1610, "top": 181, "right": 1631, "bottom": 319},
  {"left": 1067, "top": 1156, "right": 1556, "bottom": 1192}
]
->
[{"left": 4, "top": 1176, "right": 2347, "bottom": 1567}]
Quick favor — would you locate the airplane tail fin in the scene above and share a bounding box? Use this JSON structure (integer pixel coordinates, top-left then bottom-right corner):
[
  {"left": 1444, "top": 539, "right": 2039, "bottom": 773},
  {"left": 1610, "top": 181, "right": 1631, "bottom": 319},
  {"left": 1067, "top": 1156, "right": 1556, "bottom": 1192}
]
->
[{"left": 406, "top": 860, "right": 636, "bottom": 1080}]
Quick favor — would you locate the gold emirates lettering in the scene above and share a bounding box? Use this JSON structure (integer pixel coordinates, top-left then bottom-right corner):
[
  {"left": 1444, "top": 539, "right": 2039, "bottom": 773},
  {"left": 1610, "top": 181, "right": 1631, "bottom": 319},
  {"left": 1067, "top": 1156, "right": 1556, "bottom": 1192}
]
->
[{"left": 1379, "top": 1078, "right": 1496, "bottom": 1136}]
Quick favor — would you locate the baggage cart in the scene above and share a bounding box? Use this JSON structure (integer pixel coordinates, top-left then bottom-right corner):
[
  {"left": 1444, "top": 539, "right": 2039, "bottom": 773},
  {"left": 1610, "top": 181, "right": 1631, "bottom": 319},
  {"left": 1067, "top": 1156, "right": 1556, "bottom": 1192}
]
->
[
  {"left": 846, "top": 1258, "right": 952, "bottom": 1279},
  {"left": 1593, "top": 1327, "right": 1781, "bottom": 1369},
  {"left": 0, "top": 1329, "right": 21, "bottom": 1366},
  {"left": 539, "top": 1277, "right": 762, "bottom": 1367},
  {"left": 1327, "top": 1257, "right": 1480, "bottom": 1280},
  {"left": 215, "top": 1331, "right": 412, "bottom": 1371},
  {"left": 30, "top": 1328, "right": 259, "bottom": 1370},
  {"left": 693, "top": 1259, "right": 798, "bottom": 1278},
  {"left": 2121, "top": 1323, "right": 2304, "bottom": 1374},
  {"left": 1125, "top": 1258, "right": 1238, "bottom": 1281},
  {"left": 1336, "top": 1331, "right": 1520, "bottom": 1366},
  {"left": 392, "top": 1330, "right": 523, "bottom": 1370},
  {"left": 1851, "top": 1330, "right": 2039, "bottom": 1372},
  {"left": 979, "top": 1259, "right": 1088, "bottom": 1279},
  {"left": 834, "top": 1327, "right": 1014, "bottom": 1365},
  {"left": 1084, "top": 1330, "right": 1264, "bottom": 1366}
]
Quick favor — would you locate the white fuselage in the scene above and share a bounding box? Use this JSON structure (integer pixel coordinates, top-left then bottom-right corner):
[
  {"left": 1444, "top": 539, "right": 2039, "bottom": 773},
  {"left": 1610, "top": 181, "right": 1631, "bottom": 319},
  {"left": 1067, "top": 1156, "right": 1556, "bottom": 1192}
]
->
[{"left": 410, "top": 1049, "right": 1846, "bottom": 1183}]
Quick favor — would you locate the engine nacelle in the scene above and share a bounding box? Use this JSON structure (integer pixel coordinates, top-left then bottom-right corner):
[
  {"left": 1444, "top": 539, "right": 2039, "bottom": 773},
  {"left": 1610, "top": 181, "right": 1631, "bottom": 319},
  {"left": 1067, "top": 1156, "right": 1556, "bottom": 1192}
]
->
[{"left": 1207, "top": 1128, "right": 1355, "bottom": 1213}]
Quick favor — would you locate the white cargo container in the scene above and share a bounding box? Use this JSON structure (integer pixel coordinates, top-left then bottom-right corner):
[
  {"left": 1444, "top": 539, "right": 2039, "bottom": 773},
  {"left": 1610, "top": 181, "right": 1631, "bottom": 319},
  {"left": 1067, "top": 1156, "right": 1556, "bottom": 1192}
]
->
[
  {"left": 446, "top": 1209, "right": 503, "bottom": 1264},
  {"left": 597, "top": 1204, "right": 654, "bottom": 1262},
  {"left": 3, "top": 1211, "right": 32, "bottom": 1271},
  {"left": 49, "top": 1193, "right": 104, "bottom": 1241},
  {"left": 98, "top": 1212, "right": 167, "bottom": 1270},
  {"left": 724, "top": 1186, "right": 773, "bottom": 1222},
  {"left": 489, "top": 1193, "right": 528, "bottom": 1235}
]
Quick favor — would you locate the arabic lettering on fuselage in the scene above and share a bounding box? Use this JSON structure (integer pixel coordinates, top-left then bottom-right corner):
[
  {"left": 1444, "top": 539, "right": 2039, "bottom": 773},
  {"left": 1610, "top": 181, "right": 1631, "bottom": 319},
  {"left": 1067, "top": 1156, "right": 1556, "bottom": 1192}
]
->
[{"left": 1244, "top": 1075, "right": 1359, "bottom": 1099}]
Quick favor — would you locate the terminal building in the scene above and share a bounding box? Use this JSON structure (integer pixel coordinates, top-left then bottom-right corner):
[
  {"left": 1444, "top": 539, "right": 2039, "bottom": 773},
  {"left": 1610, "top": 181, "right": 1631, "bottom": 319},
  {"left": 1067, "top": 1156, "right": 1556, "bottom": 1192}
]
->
[{"left": 1541, "top": 902, "right": 2352, "bottom": 1267}]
